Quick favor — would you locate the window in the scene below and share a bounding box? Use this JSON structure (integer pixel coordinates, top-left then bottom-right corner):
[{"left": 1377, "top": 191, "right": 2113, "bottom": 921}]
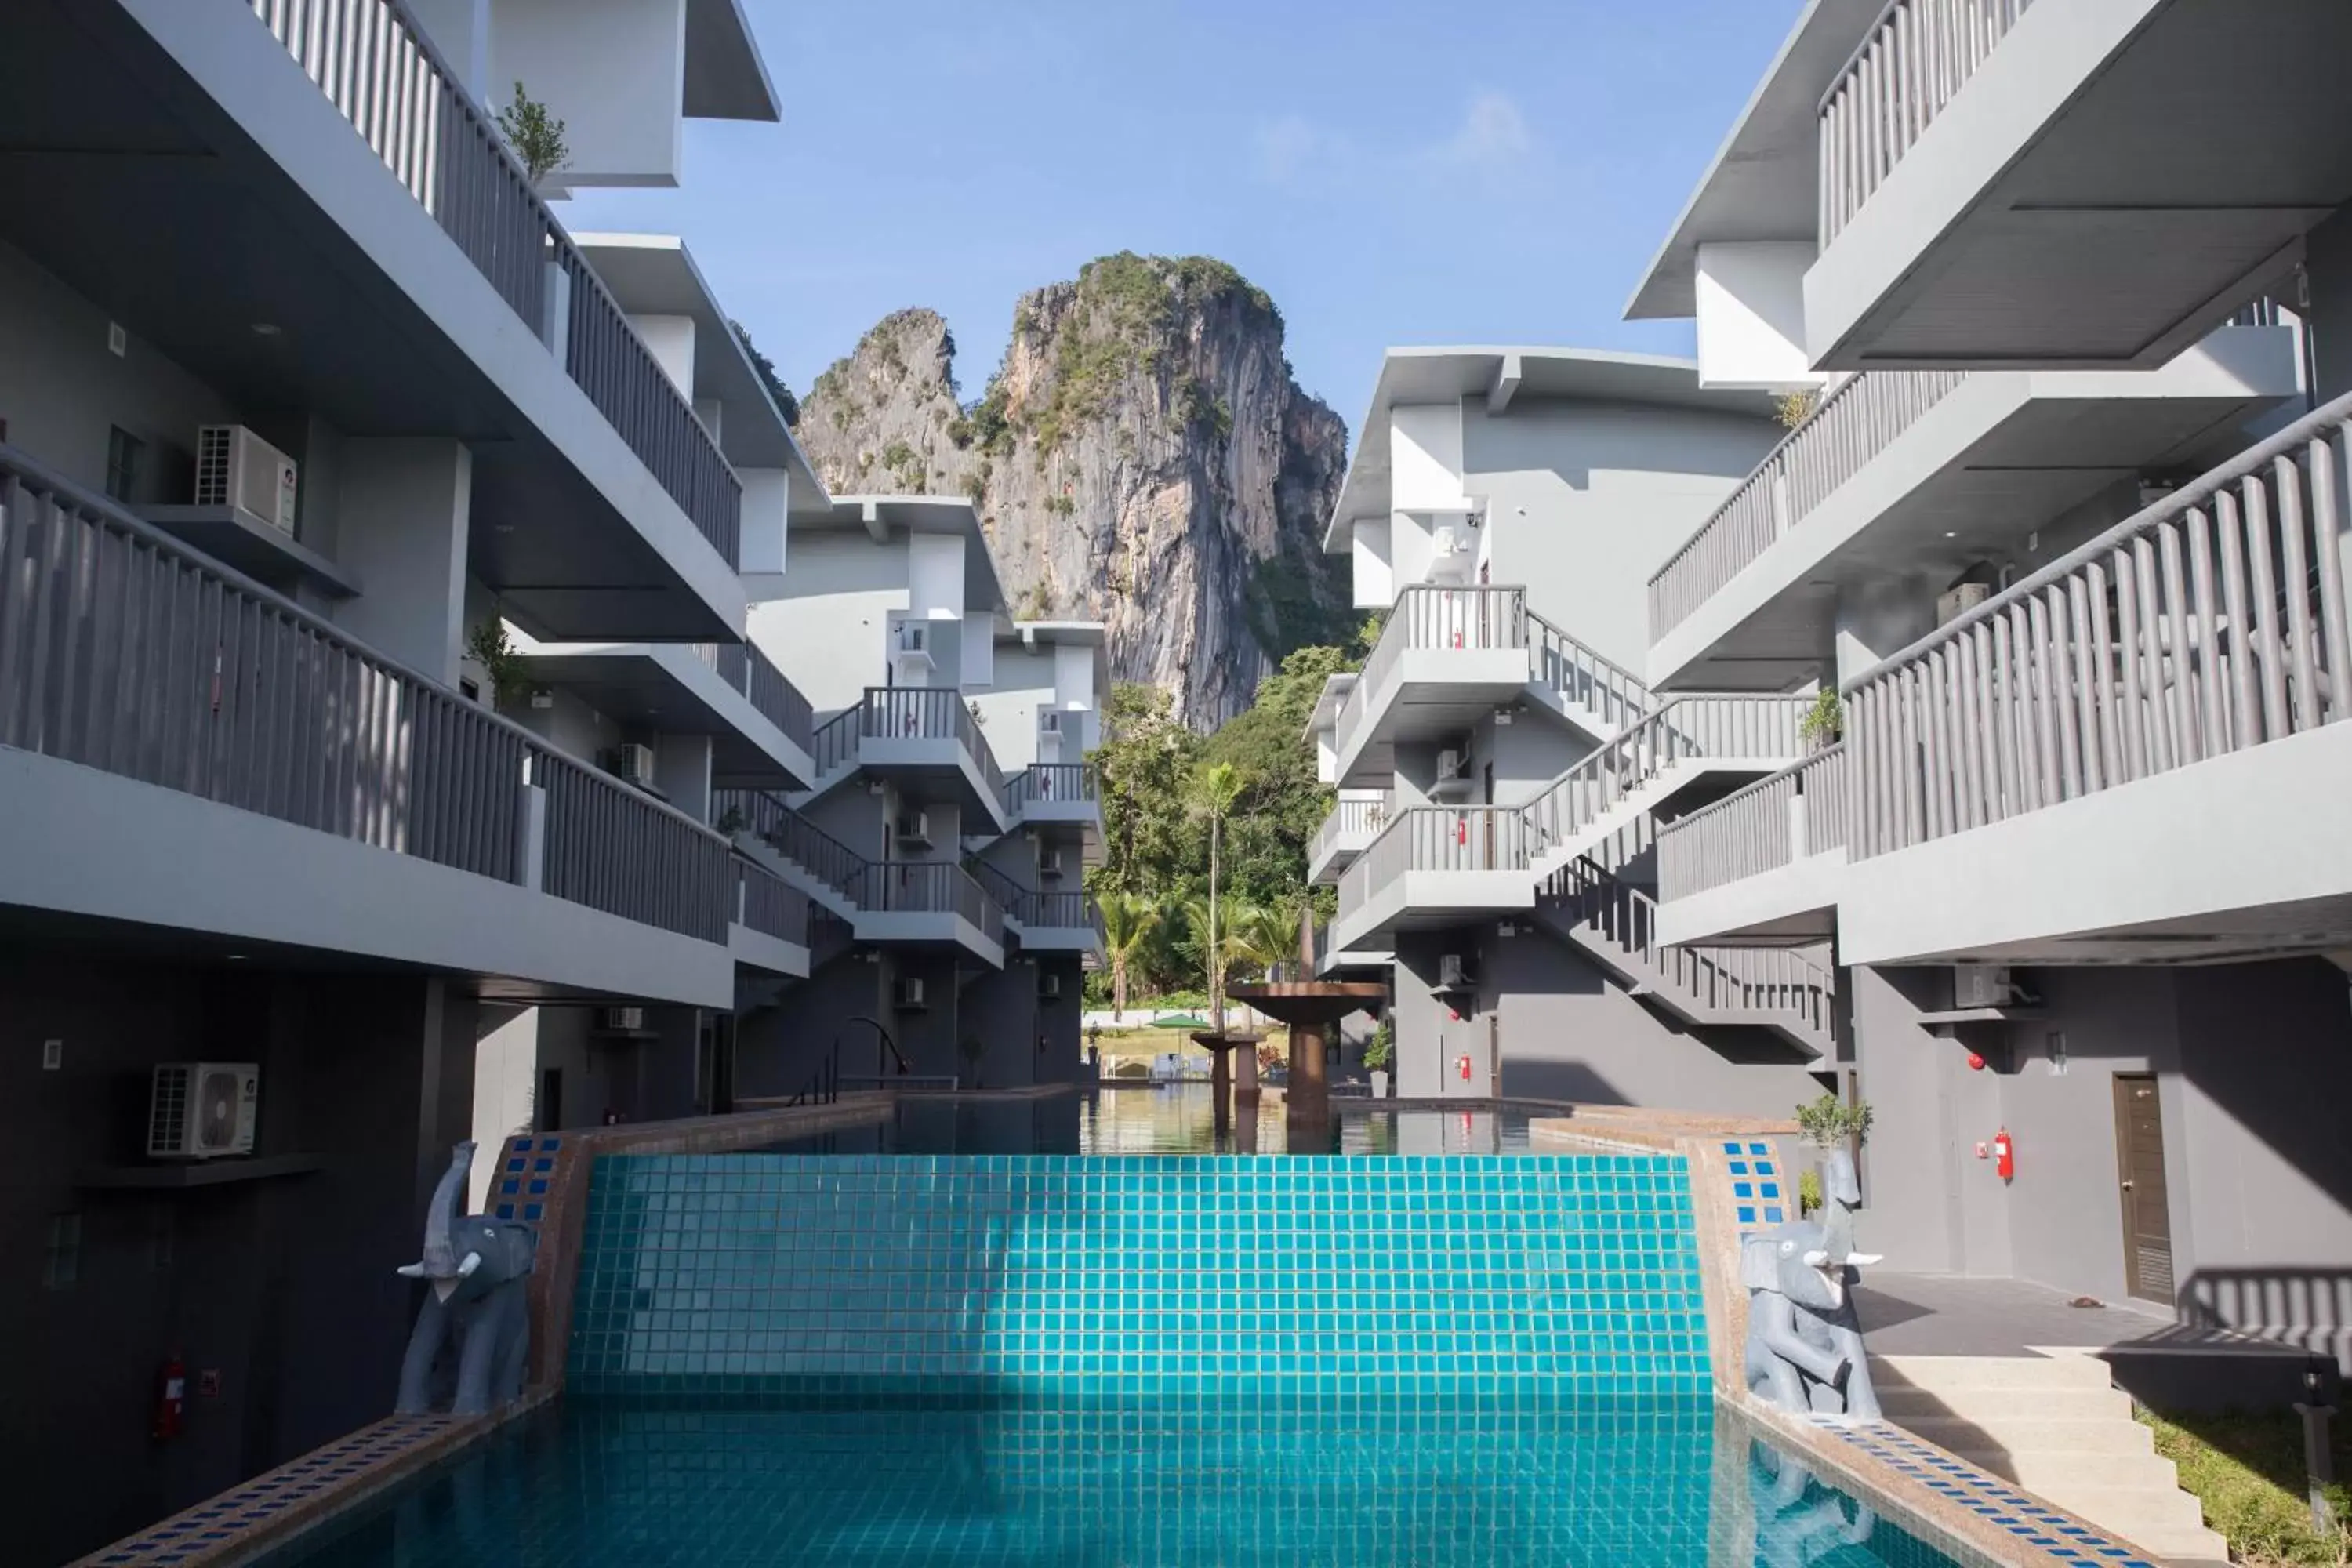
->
[
  {"left": 43, "top": 1213, "right": 82, "bottom": 1289},
  {"left": 105, "top": 426, "right": 143, "bottom": 503}
]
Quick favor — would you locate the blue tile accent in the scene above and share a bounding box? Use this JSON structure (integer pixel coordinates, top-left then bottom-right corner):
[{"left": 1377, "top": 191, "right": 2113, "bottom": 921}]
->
[{"left": 565, "top": 1154, "right": 1706, "bottom": 1395}]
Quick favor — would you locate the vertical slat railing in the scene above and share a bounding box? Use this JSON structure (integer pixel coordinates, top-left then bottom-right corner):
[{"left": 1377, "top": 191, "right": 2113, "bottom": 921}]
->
[
  {"left": 1653, "top": 742, "right": 1852, "bottom": 902},
  {"left": 530, "top": 748, "right": 729, "bottom": 941},
  {"left": 1310, "top": 793, "right": 1393, "bottom": 869},
  {"left": 1004, "top": 763, "right": 1097, "bottom": 816},
  {"left": 1524, "top": 608, "right": 1654, "bottom": 732},
  {"left": 714, "top": 788, "right": 867, "bottom": 907},
  {"left": 1820, "top": 0, "right": 2037, "bottom": 244},
  {"left": 1520, "top": 695, "right": 1809, "bottom": 855},
  {"left": 1849, "top": 388, "right": 2352, "bottom": 858},
  {"left": 735, "top": 855, "right": 808, "bottom": 945},
  {"left": 1334, "top": 586, "right": 1527, "bottom": 760}
]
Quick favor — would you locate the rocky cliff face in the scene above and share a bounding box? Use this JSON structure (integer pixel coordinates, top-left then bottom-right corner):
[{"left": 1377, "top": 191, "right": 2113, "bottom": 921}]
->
[{"left": 794, "top": 255, "right": 1352, "bottom": 727}]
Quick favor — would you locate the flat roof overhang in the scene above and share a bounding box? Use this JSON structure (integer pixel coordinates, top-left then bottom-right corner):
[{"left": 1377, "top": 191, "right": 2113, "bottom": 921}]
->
[
  {"left": 2, "top": 0, "right": 742, "bottom": 642},
  {"left": 513, "top": 644, "right": 814, "bottom": 789}
]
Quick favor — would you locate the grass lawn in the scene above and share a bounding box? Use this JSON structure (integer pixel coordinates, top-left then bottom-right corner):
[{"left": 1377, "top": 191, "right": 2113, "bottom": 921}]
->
[{"left": 2139, "top": 1406, "right": 2352, "bottom": 1565}]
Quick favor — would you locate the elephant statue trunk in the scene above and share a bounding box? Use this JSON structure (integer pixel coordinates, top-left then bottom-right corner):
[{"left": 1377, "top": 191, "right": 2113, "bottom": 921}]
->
[
  {"left": 1741, "top": 1147, "right": 1883, "bottom": 1419},
  {"left": 394, "top": 1142, "right": 539, "bottom": 1418}
]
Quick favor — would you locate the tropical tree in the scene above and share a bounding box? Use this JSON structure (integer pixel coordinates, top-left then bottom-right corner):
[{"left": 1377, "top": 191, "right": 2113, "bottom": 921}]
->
[
  {"left": 1189, "top": 760, "right": 1245, "bottom": 1022},
  {"left": 1227, "top": 899, "right": 1300, "bottom": 982},
  {"left": 1098, "top": 891, "right": 1158, "bottom": 1019}
]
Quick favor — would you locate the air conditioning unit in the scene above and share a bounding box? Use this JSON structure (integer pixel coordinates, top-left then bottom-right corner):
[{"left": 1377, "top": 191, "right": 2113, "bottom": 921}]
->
[
  {"left": 893, "top": 620, "right": 935, "bottom": 673},
  {"left": 194, "top": 425, "right": 299, "bottom": 534},
  {"left": 1040, "top": 848, "right": 1066, "bottom": 880},
  {"left": 604, "top": 743, "right": 656, "bottom": 789},
  {"left": 148, "top": 1063, "right": 260, "bottom": 1160},
  {"left": 1425, "top": 524, "right": 1474, "bottom": 583},
  {"left": 1039, "top": 971, "right": 1063, "bottom": 1001},
  {"left": 1437, "top": 953, "right": 1472, "bottom": 992},
  {"left": 893, "top": 978, "right": 927, "bottom": 1011},
  {"left": 1436, "top": 749, "right": 1465, "bottom": 782},
  {"left": 1953, "top": 965, "right": 2015, "bottom": 1010},
  {"left": 1936, "top": 582, "right": 1992, "bottom": 627},
  {"left": 894, "top": 811, "right": 932, "bottom": 847},
  {"left": 1038, "top": 710, "right": 1064, "bottom": 735},
  {"left": 602, "top": 1006, "right": 645, "bottom": 1033}
]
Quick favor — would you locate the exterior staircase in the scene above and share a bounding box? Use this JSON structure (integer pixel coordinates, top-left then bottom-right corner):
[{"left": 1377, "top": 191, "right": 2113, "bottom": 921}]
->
[
  {"left": 1521, "top": 693, "right": 1811, "bottom": 878},
  {"left": 1872, "top": 1352, "right": 2228, "bottom": 1564},
  {"left": 1522, "top": 608, "right": 1653, "bottom": 743},
  {"left": 1529, "top": 855, "right": 1834, "bottom": 1055}
]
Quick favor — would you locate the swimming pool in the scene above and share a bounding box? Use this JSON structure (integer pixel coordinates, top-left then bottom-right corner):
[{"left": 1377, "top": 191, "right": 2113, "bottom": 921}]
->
[
  {"left": 260, "top": 1395, "right": 1956, "bottom": 1568},
  {"left": 766, "top": 1084, "right": 1544, "bottom": 1156}
]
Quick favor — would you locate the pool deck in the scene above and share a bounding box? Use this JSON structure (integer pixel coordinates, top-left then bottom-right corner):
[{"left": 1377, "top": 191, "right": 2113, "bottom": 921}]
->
[{"left": 1859, "top": 1272, "right": 2176, "bottom": 1357}]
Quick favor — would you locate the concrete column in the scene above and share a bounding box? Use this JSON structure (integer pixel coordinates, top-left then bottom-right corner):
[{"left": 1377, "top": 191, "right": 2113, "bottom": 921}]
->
[
  {"left": 694, "top": 397, "right": 724, "bottom": 445},
  {"left": 654, "top": 733, "right": 713, "bottom": 824},
  {"left": 739, "top": 467, "right": 789, "bottom": 575},
  {"left": 633, "top": 314, "right": 695, "bottom": 398},
  {"left": 1833, "top": 573, "right": 1940, "bottom": 689},
  {"left": 333, "top": 438, "right": 472, "bottom": 687},
  {"left": 468, "top": 1006, "right": 539, "bottom": 1209}
]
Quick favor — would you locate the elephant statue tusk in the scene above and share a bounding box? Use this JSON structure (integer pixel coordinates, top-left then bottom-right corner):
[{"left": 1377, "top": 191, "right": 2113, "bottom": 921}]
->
[
  {"left": 1802, "top": 1249, "right": 1831, "bottom": 1267},
  {"left": 395, "top": 1262, "right": 426, "bottom": 1279},
  {"left": 458, "top": 1251, "right": 483, "bottom": 1278}
]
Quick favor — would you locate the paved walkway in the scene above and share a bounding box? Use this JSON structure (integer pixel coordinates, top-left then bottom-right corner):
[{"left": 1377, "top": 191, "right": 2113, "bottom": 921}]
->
[{"left": 1857, "top": 1271, "right": 2175, "bottom": 1356}]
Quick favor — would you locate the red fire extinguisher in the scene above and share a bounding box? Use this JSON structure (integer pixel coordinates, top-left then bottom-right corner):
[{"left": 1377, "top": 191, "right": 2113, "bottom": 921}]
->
[
  {"left": 1457, "top": 1054, "right": 1472, "bottom": 1083},
  {"left": 1993, "top": 1127, "right": 2016, "bottom": 1184},
  {"left": 153, "top": 1352, "right": 187, "bottom": 1441}
]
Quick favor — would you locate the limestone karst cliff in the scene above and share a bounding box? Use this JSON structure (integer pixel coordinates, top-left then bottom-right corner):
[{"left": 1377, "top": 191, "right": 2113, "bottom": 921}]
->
[{"left": 793, "top": 254, "right": 1353, "bottom": 727}]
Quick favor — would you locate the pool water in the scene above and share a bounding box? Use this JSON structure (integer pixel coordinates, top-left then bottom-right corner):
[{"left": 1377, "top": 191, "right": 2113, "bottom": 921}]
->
[
  {"left": 263, "top": 1395, "right": 1956, "bottom": 1568},
  {"left": 767, "top": 1084, "right": 1542, "bottom": 1156}
]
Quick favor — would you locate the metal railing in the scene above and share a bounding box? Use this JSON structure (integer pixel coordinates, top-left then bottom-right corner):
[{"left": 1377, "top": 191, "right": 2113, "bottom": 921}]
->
[
  {"left": 1547, "top": 859, "right": 1833, "bottom": 1039},
  {"left": 1337, "top": 586, "right": 1527, "bottom": 759},
  {"left": 735, "top": 855, "right": 807, "bottom": 945},
  {"left": 860, "top": 861, "right": 1005, "bottom": 946},
  {"left": 1340, "top": 804, "right": 1533, "bottom": 927},
  {"left": 1650, "top": 371, "right": 1970, "bottom": 638},
  {"left": 252, "top": 0, "right": 743, "bottom": 568},
  {"left": 699, "top": 643, "right": 815, "bottom": 753},
  {"left": 1846, "top": 386, "right": 2352, "bottom": 860},
  {"left": 1310, "top": 794, "right": 1392, "bottom": 869},
  {"left": 1820, "top": 0, "right": 2037, "bottom": 244},
  {"left": 0, "top": 445, "right": 732, "bottom": 941},
  {"left": 1526, "top": 608, "right": 1654, "bottom": 732},
  {"left": 1004, "top": 763, "right": 1098, "bottom": 815},
  {"left": 1521, "top": 695, "right": 1810, "bottom": 856},
  {"left": 714, "top": 789, "right": 866, "bottom": 905},
  {"left": 1656, "top": 743, "right": 1853, "bottom": 902},
  {"left": 811, "top": 688, "right": 1007, "bottom": 797}
]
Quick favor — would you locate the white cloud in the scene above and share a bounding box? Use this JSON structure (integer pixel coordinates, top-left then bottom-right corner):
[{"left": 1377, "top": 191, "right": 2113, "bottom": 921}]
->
[{"left": 1252, "top": 91, "right": 1543, "bottom": 197}]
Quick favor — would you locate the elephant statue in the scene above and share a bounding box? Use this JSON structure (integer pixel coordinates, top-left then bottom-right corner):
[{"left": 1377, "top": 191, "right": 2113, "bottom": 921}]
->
[
  {"left": 394, "top": 1142, "right": 538, "bottom": 1417},
  {"left": 1741, "top": 1147, "right": 1882, "bottom": 1418},
  {"left": 1749, "top": 1441, "right": 1878, "bottom": 1568}
]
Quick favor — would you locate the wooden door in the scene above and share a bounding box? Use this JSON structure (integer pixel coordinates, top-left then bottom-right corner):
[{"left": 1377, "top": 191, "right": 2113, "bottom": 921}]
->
[{"left": 2111, "top": 1074, "right": 2175, "bottom": 1304}]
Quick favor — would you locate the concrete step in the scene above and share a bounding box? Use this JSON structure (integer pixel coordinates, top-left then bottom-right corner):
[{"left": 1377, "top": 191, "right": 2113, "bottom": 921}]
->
[
  {"left": 1948, "top": 1449, "right": 2186, "bottom": 1492},
  {"left": 2024, "top": 1483, "right": 2209, "bottom": 1532},
  {"left": 1871, "top": 1353, "right": 2116, "bottom": 1392},
  {"left": 1895, "top": 1415, "right": 2156, "bottom": 1457},
  {"left": 1876, "top": 1384, "right": 2133, "bottom": 1421}
]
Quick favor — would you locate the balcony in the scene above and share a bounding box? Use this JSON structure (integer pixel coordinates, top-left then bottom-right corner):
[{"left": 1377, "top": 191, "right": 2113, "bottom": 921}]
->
[
  {"left": 6, "top": 1, "right": 755, "bottom": 637},
  {"left": 1330, "top": 585, "right": 1651, "bottom": 785},
  {"left": 1308, "top": 794, "right": 1391, "bottom": 886},
  {"left": 508, "top": 637, "right": 815, "bottom": 790},
  {"left": 1311, "top": 920, "right": 1392, "bottom": 978},
  {"left": 1647, "top": 332, "right": 2299, "bottom": 690},
  {"left": 971, "top": 864, "right": 1105, "bottom": 959},
  {"left": 1004, "top": 763, "right": 1101, "bottom": 833},
  {"left": 0, "top": 445, "right": 737, "bottom": 1004},
  {"left": 1806, "top": 0, "right": 2352, "bottom": 369},
  {"left": 1654, "top": 746, "right": 1853, "bottom": 948},
  {"left": 1832, "top": 386, "right": 2352, "bottom": 964},
  {"left": 805, "top": 687, "right": 1008, "bottom": 828},
  {"left": 731, "top": 855, "right": 809, "bottom": 978},
  {"left": 1331, "top": 807, "right": 1534, "bottom": 952}
]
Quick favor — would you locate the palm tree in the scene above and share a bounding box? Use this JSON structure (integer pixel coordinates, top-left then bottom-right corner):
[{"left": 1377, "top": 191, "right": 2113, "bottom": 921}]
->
[
  {"left": 1229, "top": 900, "right": 1298, "bottom": 982},
  {"left": 1189, "top": 761, "right": 1245, "bottom": 1024},
  {"left": 1098, "top": 891, "right": 1158, "bottom": 1020}
]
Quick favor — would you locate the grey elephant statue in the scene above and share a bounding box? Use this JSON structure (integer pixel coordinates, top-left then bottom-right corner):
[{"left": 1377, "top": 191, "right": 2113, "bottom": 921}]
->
[
  {"left": 394, "top": 1142, "right": 538, "bottom": 1417},
  {"left": 1741, "top": 1147, "right": 1882, "bottom": 1418},
  {"left": 1749, "top": 1442, "right": 1879, "bottom": 1568}
]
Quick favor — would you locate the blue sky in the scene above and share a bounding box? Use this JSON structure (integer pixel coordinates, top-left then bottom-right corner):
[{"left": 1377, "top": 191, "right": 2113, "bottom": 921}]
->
[{"left": 564, "top": 0, "right": 1798, "bottom": 433}]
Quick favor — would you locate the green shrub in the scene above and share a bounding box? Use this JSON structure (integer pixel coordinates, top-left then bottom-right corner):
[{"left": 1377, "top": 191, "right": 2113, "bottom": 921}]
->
[
  {"left": 1363, "top": 1017, "right": 1394, "bottom": 1073},
  {"left": 1798, "top": 1168, "right": 1823, "bottom": 1215},
  {"left": 2141, "top": 1409, "right": 2352, "bottom": 1565},
  {"left": 1795, "top": 1092, "right": 1872, "bottom": 1148}
]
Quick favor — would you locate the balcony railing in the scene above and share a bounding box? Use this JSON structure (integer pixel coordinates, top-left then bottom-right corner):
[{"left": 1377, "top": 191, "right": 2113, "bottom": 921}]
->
[
  {"left": 0, "top": 445, "right": 731, "bottom": 942},
  {"left": 860, "top": 861, "right": 1005, "bottom": 946},
  {"left": 713, "top": 788, "right": 865, "bottom": 906},
  {"left": 1311, "top": 795, "right": 1392, "bottom": 869},
  {"left": 735, "top": 855, "right": 807, "bottom": 945},
  {"left": 1526, "top": 608, "right": 1654, "bottom": 733},
  {"left": 698, "top": 642, "right": 815, "bottom": 752},
  {"left": 1004, "top": 763, "right": 1098, "bottom": 815},
  {"left": 1337, "top": 586, "right": 1527, "bottom": 759},
  {"left": 1340, "top": 804, "right": 1533, "bottom": 927},
  {"left": 1846, "top": 385, "right": 2352, "bottom": 860},
  {"left": 1650, "top": 371, "right": 1971, "bottom": 639},
  {"left": 252, "top": 0, "right": 743, "bottom": 568},
  {"left": 1819, "top": 0, "right": 2037, "bottom": 244},
  {"left": 1657, "top": 744, "right": 1852, "bottom": 902},
  {"left": 811, "top": 687, "right": 1007, "bottom": 797},
  {"left": 1521, "top": 695, "right": 1810, "bottom": 855}
]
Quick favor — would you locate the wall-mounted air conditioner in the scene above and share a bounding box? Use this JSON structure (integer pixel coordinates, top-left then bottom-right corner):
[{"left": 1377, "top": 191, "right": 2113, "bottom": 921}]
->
[
  {"left": 893, "top": 978, "right": 927, "bottom": 1011},
  {"left": 1953, "top": 966, "right": 2015, "bottom": 1010},
  {"left": 194, "top": 425, "right": 299, "bottom": 535},
  {"left": 1040, "top": 848, "right": 1066, "bottom": 880},
  {"left": 894, "top": 811, "right": 932, "bottom": 847},
  {"left": 1436, "top": 748, "right": 1465, "bottom": 782},
  {"left": 1936, "top": 582, "right": 1992, "bottom": 628},
  {"left": 893, "top": 620, "right": 935, "bottom": 673},
  {"left": 602, "top": 1006, "right": 646, "bottom": 1033},
  {"left": 604, "top": 743, "right": 656, "bottom": 789},
  {"left": 1425, "top": 524, "right": 1474, "bottom": 584},
  {"left": 1039, "top": 971, "right": 1062, "bottom": 1001},
  {"left": 148, "top": 1063, "right": 260, "bottom": 1160},
  {"left": 1437, "top": 954, "right": 1472, "bottom": 992},
  {"left": 1038, "top": 710, "right": 1064, "bottom": 735}
]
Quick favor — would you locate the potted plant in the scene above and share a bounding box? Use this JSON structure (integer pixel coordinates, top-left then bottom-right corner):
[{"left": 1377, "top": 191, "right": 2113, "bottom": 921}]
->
[
  {"left": 1364, "top": 1017, "right": 1394, "bottom": 1099},
  {"left": 1795, "top": 1091, "right": 1873, "bottom": 1189},
  {"left": 958, "top": 1033, "right": 988, "bottom": 1091},
  {"left": 1798, "top": 688, "right": 1843, "bottom": 751}
]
